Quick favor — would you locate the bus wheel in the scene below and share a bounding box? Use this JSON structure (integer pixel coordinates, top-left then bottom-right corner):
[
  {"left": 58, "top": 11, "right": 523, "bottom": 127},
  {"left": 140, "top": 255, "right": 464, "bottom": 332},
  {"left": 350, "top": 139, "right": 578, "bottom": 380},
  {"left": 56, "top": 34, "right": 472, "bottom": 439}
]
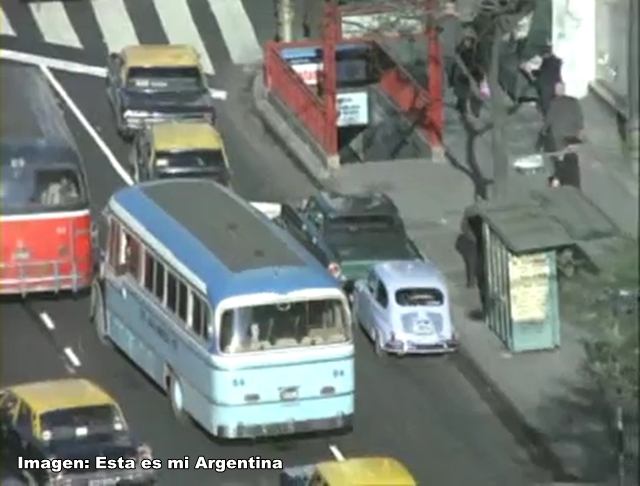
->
[
  {"left": 91, "top": 282, "right": 110, "bottom": 346},
  {"left": 169, "top": 375, "right": 187, "bottom": 423}
]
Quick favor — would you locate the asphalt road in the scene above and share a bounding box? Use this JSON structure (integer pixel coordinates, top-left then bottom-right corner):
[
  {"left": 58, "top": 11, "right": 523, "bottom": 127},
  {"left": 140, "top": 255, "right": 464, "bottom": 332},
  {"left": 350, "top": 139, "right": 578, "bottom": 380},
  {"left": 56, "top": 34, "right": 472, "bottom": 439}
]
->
[{"left": 0, "top": 60, "right": 547, "bottom": 485}]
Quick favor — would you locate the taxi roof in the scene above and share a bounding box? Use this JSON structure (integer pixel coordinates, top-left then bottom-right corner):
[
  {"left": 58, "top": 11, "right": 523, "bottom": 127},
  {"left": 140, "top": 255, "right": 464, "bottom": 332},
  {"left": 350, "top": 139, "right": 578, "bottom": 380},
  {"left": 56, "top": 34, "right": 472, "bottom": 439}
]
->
[
  {"left": 317, "top": 457, "right": 416, "bottom": 485},
  {"left": 151, "top": 122, "right": 223, "bottom": 152},
  {"left": 8, "top": 379, "right": 116, "bottom": 414},
  {"left": 122, "top": 45, "right": 200, "bottom": 68}
]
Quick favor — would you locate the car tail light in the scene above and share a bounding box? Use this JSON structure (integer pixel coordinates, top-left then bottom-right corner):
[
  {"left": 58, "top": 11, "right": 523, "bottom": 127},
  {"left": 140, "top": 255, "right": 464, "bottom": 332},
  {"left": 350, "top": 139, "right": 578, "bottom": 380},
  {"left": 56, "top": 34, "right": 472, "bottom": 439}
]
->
[
  {"left": 244, "top": 393, "right": 260, "bottom": 402},
  {"left": 327, "top": 263, "right": 341, "bottom": 278},
  {"left": 320, "top": 386, "right": 335, "bottom": 395}
]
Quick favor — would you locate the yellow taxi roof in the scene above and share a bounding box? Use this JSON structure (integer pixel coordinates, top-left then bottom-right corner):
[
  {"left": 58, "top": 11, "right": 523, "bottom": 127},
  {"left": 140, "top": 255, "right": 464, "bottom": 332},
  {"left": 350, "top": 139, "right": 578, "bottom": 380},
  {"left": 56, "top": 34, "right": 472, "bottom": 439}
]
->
[
  {"left": 8, "top": 379, "right": 116, "bottom": 414},
  {"left": 151, "top": 122, "right": 224, "bottom": 152},
  {"left": 122, "top": 44, "right": 200, "bottom": 68},
  {"left": 317, "top": 457, "right": 416, "bottom": 485}
]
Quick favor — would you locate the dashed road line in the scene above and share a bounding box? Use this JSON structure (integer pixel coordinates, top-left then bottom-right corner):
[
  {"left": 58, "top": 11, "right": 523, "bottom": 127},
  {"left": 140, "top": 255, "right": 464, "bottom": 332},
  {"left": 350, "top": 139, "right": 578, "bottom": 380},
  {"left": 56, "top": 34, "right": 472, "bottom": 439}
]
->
[
  {"left": 38, "top": 311, "right": 56, "bottom": 330},
  {"left": 63, "top": 347, "right": 82, "bottom": 368},
  {"left": 328, "top": 444, "right": 345, "bottom": 462}
]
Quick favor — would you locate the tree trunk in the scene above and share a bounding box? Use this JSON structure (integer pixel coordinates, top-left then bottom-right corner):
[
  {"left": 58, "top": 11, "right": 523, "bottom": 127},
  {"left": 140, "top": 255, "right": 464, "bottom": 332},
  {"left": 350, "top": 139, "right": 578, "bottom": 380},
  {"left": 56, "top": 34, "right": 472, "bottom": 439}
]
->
[
  {"left": 488, "top": 24, "right": 510, "bottom": 200},
  {"left": 627, "top": 0, "right": 639, "bottom": 176}
]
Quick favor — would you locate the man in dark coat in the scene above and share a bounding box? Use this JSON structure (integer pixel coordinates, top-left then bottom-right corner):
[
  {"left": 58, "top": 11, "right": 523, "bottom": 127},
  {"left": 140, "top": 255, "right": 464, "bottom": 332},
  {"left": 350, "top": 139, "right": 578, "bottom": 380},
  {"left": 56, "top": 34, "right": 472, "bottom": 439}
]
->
[
  {"left": 438, "top": 1, "right": 463, "bottom": 91},
  {"left": 534, "top": 45, "right": 563, "bottom": 116},
  {"left": 543, "top": 82, "right": 585, "bottom": 189}
]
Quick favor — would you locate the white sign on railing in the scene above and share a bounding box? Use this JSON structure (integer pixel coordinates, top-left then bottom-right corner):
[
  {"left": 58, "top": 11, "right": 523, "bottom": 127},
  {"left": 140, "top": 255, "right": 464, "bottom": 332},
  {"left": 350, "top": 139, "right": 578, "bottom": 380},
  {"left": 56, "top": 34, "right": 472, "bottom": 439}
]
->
[{"left": 337, "top": 91, "right": 369, "bottom": 127}]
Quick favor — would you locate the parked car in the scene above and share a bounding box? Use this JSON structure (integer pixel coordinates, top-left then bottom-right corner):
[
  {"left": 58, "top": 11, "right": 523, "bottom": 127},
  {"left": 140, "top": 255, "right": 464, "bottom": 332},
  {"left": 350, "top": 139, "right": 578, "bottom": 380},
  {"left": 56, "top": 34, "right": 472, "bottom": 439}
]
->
[
  {"left": 278, "top": 191, "right": 422, "bottom": 290},
  {"left": 0, "top": 379, "right": 156, "bottom": 485},
  {"left": 353, "top": 260, "right": 458, "bottom": 356},
  {"left": 106, "top": 44, "right": 216, "bottom": 140},
  {"left": 129, "top": 120, "right": 231, "bottom": 187}
]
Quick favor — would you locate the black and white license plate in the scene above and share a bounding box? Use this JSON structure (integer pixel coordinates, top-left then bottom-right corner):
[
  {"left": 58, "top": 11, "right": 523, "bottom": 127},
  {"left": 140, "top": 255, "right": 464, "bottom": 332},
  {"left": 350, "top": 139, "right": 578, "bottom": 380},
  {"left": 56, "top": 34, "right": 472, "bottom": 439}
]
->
[{"left": 89, "top": 478, "right": 119, "bottom": 486}]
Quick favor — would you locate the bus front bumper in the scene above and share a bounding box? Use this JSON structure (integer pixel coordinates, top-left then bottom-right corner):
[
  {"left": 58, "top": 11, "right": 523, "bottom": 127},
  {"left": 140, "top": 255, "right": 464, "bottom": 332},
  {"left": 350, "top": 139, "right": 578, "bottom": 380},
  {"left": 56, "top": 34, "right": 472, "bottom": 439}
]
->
[{"left": 216, "top": 413, "right": 353, "bottom": 439}]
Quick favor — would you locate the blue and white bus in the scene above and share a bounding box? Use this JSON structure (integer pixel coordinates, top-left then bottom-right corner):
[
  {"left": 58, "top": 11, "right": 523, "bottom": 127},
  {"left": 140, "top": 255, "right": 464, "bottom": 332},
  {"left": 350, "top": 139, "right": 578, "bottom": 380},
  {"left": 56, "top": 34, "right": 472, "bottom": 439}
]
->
[{"left": 91, "top": 179, "right": 353, "bottom": 438}]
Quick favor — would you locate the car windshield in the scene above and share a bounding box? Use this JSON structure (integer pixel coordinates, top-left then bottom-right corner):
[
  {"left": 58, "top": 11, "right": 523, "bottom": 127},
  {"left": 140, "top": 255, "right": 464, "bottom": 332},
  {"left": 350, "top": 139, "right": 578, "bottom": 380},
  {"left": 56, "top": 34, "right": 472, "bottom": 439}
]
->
[
  {"left": 155, "top": 149, "right": 226, "bottom": 170},
  {"left": 326, "top": 215, "right": 397, "bottom": 232},
  {"left": 1, "top": 166, "right": 86, "bottom": 215},
  {"left": 125, "top": 66, "right": 204, "bottom": 92},
  {"left": 396, "top": 288, "right": 445, "bottom": 307},
  {"left": 219, "top": 298, "right": 350, "bottom": 353},
  {"left": 327, "top": 231, "right": 417, "bottom": 262},
  {"left": 40, "top": 405, "right": 126, "bottom": 443}
]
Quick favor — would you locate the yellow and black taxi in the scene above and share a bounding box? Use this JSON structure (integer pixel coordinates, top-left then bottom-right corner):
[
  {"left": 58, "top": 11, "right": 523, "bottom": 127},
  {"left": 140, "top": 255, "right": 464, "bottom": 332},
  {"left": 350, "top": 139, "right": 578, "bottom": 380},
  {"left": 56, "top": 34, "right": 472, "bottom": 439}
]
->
[
  {"left": 0, "top": 379, "right": 156, "bottom": 485},
  {"left": 106, "top": 44, "right": 216, "bottom": 140},
  {"left": 129, "top": 120, "right": 232, "bottom": 187},
  {"left": 280, "top": 457, "right": 416, "bottom": 485}
]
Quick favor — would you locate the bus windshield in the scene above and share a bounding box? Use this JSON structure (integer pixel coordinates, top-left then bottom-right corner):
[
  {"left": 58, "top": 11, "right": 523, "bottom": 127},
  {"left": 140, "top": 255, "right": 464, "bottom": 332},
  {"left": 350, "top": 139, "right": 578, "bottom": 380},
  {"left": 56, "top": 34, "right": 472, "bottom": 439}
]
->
[
  {"left": 1, "top": 166, "right": 86, "bottom": 215},
  {"left": 219, "top": 298, "right": 349, "bottom": 353}
]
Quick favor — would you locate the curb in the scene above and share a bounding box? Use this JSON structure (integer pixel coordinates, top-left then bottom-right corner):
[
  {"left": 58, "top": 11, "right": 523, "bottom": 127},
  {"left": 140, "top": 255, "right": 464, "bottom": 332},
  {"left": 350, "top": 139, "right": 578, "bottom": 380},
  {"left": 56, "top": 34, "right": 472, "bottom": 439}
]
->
[
  {"left": 453, "top": 344, "right": 580, "bottom": 482},
  {"left": 250, "top": 72, "right": 334, "bottom": 188}
]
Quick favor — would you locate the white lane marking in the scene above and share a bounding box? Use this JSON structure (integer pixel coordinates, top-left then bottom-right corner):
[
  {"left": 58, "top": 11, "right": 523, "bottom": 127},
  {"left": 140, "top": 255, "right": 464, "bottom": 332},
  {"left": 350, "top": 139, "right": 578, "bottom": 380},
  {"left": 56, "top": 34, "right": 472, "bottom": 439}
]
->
[
  {"left": 206, "top": 0, "right": 262, "bottom": 65},
  {"left": 63, "top": 347, "right": 82, "bottom": 367},
  {"left": 91, "top": 0, "right": 139, "bottom": 55},
  {"left": 153, "top": 0, "right": 215, "bottom": 75},
  {"left": 39, "top": 312, "right": 56, "bottom": 331},
  {"left": 1, "top": 7, "right": 16, "bottom": 36},
  {"left": 29, "top": 2, "right": 82, "bottom": 48},
  {"left": 329, "top": 444, "right": 345, "bottom": 462},
  {"left": 39, "top": 65, "right": 134, "bottom": 185},
  {"left": 0, "top": 50, "right": 107, "bottom": 77}
]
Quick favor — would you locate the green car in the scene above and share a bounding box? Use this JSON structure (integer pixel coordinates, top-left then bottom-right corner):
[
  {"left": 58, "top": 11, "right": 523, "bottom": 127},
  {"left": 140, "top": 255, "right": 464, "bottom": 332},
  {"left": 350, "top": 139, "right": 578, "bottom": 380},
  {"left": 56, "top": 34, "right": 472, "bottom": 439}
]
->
[{"left": 278, "top": 191, "right": 423, "bottom": 291}]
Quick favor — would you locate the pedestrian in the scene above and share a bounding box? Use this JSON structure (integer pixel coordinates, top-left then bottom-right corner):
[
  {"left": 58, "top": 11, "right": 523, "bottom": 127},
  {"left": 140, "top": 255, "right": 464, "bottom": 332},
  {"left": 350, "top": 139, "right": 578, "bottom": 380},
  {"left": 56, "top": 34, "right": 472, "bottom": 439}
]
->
[
  {"left": 543, "top": 82, "right": 585, "bottom": 189},
  {"left": 547, "top": 175, "right": 561, "bottom": 188},
  {"left": 454, "top": 27, "right": 486, "bottom": 116},
  {"left": 438, "top": 1, "right": 463, "bottom": 91},
  {"left": 534, "top": 44, "right": 563, "bottom": 116}
]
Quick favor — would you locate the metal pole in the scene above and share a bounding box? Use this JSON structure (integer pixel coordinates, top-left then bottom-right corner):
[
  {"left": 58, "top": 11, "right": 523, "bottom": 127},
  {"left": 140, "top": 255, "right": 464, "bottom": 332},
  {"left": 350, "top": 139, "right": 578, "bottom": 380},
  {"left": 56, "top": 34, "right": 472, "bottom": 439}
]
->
[
  {"left": 426, "top": 0, "right": 444, "bottom": 154},
  {"left": 489, "top": 22, "right": 509, "bottom": 200},
  {"left": 322, "top": 1, "right": 339, "bottom": 169},
  {"left": 627, "top": 0, "right": 639, "bottom": 175},
  {"left": 277, "top": 0, "right": 294, "bottom": 42}
]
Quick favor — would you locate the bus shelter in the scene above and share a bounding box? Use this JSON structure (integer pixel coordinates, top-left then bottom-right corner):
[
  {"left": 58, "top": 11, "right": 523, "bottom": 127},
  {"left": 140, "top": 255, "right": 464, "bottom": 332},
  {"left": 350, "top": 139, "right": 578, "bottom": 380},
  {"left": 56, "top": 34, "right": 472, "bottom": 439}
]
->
[{"left": 467, "top": 186, "right": 621, "bottom": 353}]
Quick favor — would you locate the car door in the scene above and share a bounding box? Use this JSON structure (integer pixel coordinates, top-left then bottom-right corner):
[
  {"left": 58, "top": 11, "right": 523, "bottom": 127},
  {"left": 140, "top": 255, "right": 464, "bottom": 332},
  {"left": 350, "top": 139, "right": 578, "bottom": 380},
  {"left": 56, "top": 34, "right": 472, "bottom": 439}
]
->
[
  {"left": 371, "top": 279, "right": 390, "bottom": 337},
  {"left": 354, "top": 270, "right": 378, "bottom": 336}
]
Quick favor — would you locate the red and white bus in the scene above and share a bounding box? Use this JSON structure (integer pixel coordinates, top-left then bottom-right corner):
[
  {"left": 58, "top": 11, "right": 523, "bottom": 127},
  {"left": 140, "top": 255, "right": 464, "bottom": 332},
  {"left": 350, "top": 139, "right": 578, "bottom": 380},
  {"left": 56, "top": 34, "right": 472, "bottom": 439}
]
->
[{"left": 1, "top": 65, "right": 94, "bottom": 295}]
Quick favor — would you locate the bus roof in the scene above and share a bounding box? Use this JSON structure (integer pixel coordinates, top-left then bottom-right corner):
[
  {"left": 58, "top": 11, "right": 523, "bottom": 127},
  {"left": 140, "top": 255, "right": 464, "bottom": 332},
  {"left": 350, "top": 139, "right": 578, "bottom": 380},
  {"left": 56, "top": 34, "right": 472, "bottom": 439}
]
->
[
  {"left": 108, "top": 180, "right": 339, "bottom": 304},
  {"left": 316, "top": 457, "right": 416, "bottom": 485},
  {"left": 1, "top": 65, "right": 79, "bottom": 157}
]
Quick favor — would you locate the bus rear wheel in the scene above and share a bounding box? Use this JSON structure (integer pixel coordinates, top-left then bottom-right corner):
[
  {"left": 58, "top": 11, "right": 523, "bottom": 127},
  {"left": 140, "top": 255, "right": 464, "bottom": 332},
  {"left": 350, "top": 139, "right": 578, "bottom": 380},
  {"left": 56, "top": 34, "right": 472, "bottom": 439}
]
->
[
  {"left": 90, "top": 281, "right": 110, "bottom": 346},
  {"left": 169, "top": 374, "right": 187, "bottom": 423}
]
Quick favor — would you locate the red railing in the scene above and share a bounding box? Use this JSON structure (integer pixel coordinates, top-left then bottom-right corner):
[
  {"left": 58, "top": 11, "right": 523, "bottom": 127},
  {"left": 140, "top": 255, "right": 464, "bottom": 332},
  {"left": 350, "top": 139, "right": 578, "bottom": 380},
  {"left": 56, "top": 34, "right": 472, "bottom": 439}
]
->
[
  {"left": 263, "top": 42, "right": 328, "bottom": 152},
  {"left": 373, "top": 41, "right": 438, "bottom": 144}
]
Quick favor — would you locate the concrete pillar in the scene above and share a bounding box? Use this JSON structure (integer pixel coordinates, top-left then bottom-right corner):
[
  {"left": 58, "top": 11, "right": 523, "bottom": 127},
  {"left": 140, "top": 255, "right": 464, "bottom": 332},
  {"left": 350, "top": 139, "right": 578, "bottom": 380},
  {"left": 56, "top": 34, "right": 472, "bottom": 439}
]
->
[{"left": 552, "top": 0, "right": 595, "bottom": 98}]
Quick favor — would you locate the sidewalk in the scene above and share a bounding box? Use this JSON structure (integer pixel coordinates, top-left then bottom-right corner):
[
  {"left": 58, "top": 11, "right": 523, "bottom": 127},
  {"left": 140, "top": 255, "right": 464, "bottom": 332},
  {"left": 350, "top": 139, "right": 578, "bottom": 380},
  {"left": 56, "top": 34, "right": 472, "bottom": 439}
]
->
[{"left": 253, "top": 69, "right": 638, "bottom": 482}]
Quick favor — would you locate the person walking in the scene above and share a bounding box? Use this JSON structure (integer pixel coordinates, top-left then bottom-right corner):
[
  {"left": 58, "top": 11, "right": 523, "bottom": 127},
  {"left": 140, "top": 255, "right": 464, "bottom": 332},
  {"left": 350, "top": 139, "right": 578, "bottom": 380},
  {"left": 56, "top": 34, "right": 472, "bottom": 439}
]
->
[
  {"left": 438, "top": 1, "right": 463, "bottom": 92},
  {"left": 543, "top": 82, "right": 585, "bottom": 189},
  {"left": 535, "top": 44, "right": 563, "bottom": 116}
]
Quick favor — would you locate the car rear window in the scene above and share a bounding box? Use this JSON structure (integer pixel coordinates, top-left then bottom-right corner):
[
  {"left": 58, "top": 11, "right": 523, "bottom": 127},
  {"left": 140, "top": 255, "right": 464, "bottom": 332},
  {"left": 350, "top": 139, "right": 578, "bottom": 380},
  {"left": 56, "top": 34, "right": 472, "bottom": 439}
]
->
[
  {"left": 396, "top": 288, "right": 444, "bottom": 307},
  {"left": 126, "top": 67, "right": 203, "bottom": 91},
  {"left": 155, "top": 149, "right": 226, "bottom": 170},
  {"left": 326, "top": 215, "right": 397, "bottom": 232},
  {"left": 40, "top": 405, "right": 125, "bottom": 441},
  {"left": 1, "top": 166, "right": 86, "bottom": 214}
]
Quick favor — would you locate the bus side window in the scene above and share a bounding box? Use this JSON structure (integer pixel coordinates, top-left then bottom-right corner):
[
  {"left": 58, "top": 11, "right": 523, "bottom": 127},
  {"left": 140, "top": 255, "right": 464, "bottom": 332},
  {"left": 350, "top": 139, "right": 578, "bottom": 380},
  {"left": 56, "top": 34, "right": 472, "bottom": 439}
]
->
[
  {"left": 166, "top": 271, "right": 177, "bottom": 313},
  {"left": 124, "top": 232, "right": 141, "bottom": 282},
  {"left": 177, "top": 281, "right": 188, "bottom": 323},
  {"left": 154, "top": 262, "right": 166, "bottom": 304},
  {"left": 191, "top": 294, "right": 203, "bottom": 336},
  {"left": 143, "top": 250, "right": 155, "bottom": 292},
  {"left": 107, "top": 219, "right": 120, "bottom": 269}
]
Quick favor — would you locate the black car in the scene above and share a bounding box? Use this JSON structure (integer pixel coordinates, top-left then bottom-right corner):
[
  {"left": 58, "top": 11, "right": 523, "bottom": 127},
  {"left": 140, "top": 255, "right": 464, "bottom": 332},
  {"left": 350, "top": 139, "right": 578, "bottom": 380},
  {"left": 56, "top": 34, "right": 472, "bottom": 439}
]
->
[
  {"left": 278, "top": 191, "right": 423, "bottom": 289},
  {"left": 106, "top": 44, "right": 217, "bottom": 140},
  {"left": 0, "top": 379, "right": 156, "bottom": 485}
]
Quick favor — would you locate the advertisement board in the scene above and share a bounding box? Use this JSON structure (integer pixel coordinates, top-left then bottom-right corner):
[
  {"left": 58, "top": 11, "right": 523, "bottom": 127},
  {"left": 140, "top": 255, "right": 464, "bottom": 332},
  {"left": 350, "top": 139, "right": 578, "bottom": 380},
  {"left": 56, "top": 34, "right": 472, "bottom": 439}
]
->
[{"left": 336, "top": 91, "right": 368, "bottom": 127}]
